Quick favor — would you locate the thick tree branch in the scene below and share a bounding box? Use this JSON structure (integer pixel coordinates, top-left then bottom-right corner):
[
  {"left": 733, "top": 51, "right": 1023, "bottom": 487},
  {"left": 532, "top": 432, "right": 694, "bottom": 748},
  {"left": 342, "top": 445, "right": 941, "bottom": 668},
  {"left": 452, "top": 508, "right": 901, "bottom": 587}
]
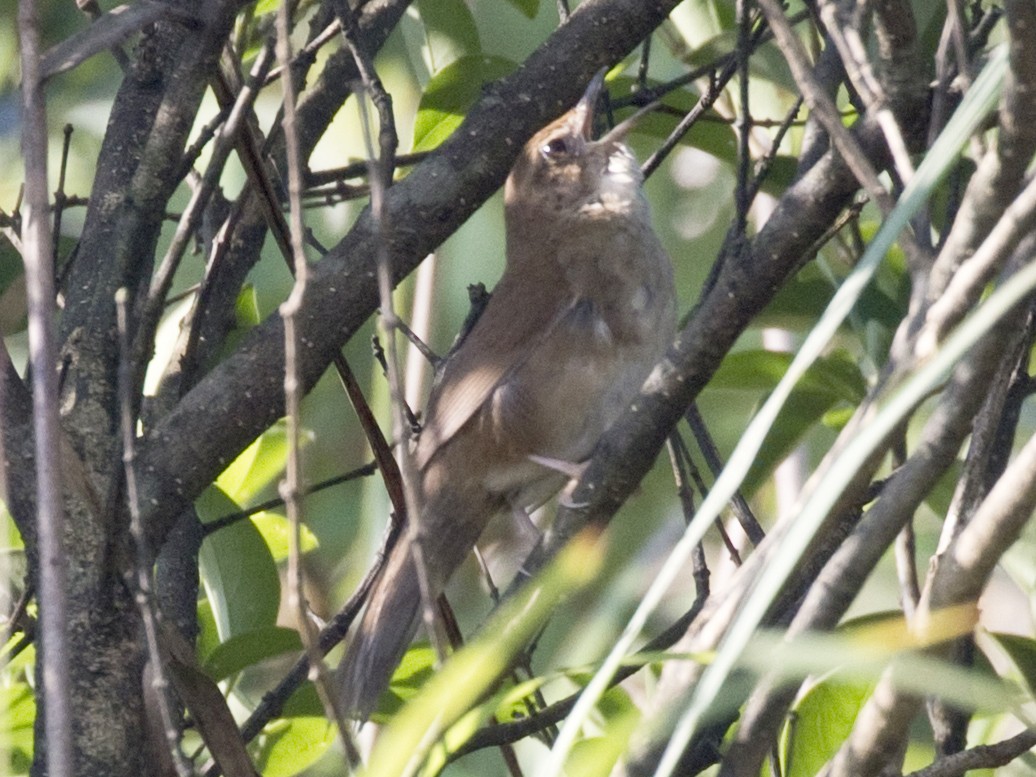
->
[{"left": 58, "top": 2, "right": 240, "bottom": 482}]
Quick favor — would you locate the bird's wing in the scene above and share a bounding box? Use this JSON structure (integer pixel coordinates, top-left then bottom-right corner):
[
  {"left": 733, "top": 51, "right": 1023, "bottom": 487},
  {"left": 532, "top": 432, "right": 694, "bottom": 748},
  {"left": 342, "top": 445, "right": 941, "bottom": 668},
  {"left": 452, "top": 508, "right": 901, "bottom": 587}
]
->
[{"left": 415, "top": 266, "right": 573, "bottom": 469}]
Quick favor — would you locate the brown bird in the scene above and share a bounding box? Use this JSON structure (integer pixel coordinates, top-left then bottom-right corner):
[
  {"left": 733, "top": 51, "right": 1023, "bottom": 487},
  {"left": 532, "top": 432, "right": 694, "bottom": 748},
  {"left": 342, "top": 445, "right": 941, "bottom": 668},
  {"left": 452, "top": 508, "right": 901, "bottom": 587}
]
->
[{"left": 337, "top": 71, "right": 677, "bottom": 718}]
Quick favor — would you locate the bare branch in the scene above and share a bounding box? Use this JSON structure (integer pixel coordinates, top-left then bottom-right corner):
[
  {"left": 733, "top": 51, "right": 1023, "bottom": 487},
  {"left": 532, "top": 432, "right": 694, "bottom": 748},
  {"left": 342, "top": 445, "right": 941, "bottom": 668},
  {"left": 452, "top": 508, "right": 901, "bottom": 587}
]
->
[
  {"left": 276, "top": 0, "right": 358, "bottom": 762},
  {"left": 903, "top": 729, "right": 1036, "bottom": 777},
  {"left": 18, "top": 0, "right": 72, "bottom": 773},
  {"left": 115, "top": 289, "right": 192, "bottom": 776},
  {"left": 40, "top": 2, "right": 194, "bottom": 80}
]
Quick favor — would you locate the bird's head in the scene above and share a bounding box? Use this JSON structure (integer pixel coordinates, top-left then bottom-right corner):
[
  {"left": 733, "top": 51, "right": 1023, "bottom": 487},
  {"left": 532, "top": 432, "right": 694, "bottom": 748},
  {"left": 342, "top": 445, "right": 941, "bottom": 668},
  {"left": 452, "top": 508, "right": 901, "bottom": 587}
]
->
[{"left": 504, "top": 70, "right": 645, "bottom": 228}]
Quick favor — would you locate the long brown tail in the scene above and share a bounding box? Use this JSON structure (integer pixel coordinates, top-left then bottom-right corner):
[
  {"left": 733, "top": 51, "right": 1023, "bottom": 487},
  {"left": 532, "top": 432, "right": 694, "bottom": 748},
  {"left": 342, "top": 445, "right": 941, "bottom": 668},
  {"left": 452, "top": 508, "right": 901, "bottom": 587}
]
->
[
  {"left": 337, "top": 534, "right": 422, "bottom": 720},
  {"left": 337, "top": 466, "right": 505, "bottom": 720}
]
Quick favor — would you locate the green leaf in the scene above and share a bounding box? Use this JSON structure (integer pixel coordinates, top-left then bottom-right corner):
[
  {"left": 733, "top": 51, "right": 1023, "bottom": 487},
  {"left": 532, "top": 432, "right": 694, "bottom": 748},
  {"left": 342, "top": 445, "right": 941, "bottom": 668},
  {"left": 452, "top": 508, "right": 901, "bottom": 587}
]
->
[
  {"left": 251, "top": 511, "right": 319, "bottom": 562},
  {"left": 197, "top": 486, "right": 281, "bottom": 641},
  {"left": 371, "top": 643, "right": 437, "bottom": 722},
  {"left": 711, "top": 350, "right": 867, "bottom": 404},
  {"left": 709, "top": 349, "right": 867, "bottom": 492},
  {"left": 761, "top": 260, "right": 907, "bottom": 340},
  {"left": 215, "top": 421, "right": 294, "bottom": 504},
  {"left": 412, "top": 55, "right": 517, "bottom": 152},
  {"left": 196, "top": 597, "right": 220, "bottom": 663},
  {"left": 283, "top": 683, "right": 324, "bottom": 717},
  {"left": 986, "top": 632, "right": 1036, "bottom": 698},
  {"left": 502, "top": 0, "right": 539, "bottom": 19},
  {"left": 783, "top": 677, "right": 872, "bottom": 777},
  {"left": 415, "top": 0, "right": 481, "bottom": 73},
  {"left": 255, "top": 717, "right": 336, "bottom": 777},
  {"left": 0, "top": 683, "right": 35, "bottom": 773},
  {"left": 2, "top": 502, "right": 24, "bottom": 551},
  {"left": 0, "top": 237, "right": 25, "bottom": 336},
  {"left": 235, "top": 284, "right": 261, "bottom": 328},
  {"left": 203, "top": 626, "right": 303, "bottom": 682}
]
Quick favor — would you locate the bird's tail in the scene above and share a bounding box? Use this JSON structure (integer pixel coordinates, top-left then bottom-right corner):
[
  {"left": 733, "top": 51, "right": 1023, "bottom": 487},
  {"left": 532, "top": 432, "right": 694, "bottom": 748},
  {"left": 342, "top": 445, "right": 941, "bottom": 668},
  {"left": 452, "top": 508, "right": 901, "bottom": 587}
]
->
[
  {"left": 337, "top": 533, "right": 422, "bottom": 720},
  {"left": 337, "top": 472, "right": 503, "bottom": 720}
]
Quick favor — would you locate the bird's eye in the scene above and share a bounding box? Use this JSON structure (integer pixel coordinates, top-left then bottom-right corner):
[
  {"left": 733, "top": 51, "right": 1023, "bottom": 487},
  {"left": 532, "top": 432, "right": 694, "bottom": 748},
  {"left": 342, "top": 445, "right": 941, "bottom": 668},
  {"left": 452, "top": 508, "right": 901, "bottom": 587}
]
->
[{"left": 540, "top": 136, "right": 572, "bottom": 159}]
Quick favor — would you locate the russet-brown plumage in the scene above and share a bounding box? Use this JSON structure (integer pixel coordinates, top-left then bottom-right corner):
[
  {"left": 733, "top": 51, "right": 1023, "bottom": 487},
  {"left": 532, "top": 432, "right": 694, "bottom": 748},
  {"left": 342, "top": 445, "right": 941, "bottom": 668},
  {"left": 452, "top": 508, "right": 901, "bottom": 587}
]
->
[{"left": 337, "top": 72, "right": 676, "bottom": 718}]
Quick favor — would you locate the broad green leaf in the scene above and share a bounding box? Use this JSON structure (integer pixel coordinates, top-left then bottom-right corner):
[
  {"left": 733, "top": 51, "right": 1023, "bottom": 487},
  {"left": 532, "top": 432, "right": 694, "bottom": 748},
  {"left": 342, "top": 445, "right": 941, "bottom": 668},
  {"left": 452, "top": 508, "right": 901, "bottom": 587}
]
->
[
  {"left": 425, "top": 679, "right": 540, "bottom": 775},
  {"left": 709, "top": 349, "right": 867, "bottom": 493},
  {"left": 761, "top": 258, "right": 908, "bottom": 341},
  {"left": 739, "top": 626, "right": 1016, "bottom": 713},
  {"left": 196, "top": 597, "right": 220, "bottom": 663},
  {"left": 203, "top": 626, "right": 303, "bottom": 682},
  {"left": 711, "top": 350, "right": 867, "bottom": 404},
  {"left": 754, "top": 155, "right": 800, "bottom": 197},
  {"left": 412, "top": 55, "right": 517, "bottom": 152},
  {"left": 251, "top": 511, "right": 319, "bottom": 562},
  {"left": 215, "top": 421, "right": 294, "bottom": 504},
  {"left": 2, "top": 502, "right": 24, "bottom": 551},
  {"left": 255, "top": 716, "right": 336, "bottom": 777},
  {"left": 566, "top": 703, "right": 640, "bottom": 777},
  {"left": 986, "top": 632, "right": 1036, "bottom": 699},
  {"left": 197, "top": 486, "right": 280, "bottom": 641},
  {"left": 743, "top": 389, "right": 840, "bottom": 495},
  {"left": 283, "top": 683, "right": 324, "bottom": 717},
  {"left": 215, "top": 285, "right": 262, "bottom": 362},
  {"left": 0, "top": 237, "right": 25, "bottom": 335},
  {"left": 783, "top": 677, "right": 872, "bottom": 777},
  {"left": 502, "top": 0, "right": 539, "bottom": 19},
  {"left": 371, "top": 643, "right": 437, "bottom": 722},
  {"left": 0, "top": 684, "right": 35, "bottom": 774},
  {"left": 235, "top": 284, "right": 261, "bottom": 328},
  {"left": 415, "top": 0, "right": 481, "bottom": 73}
]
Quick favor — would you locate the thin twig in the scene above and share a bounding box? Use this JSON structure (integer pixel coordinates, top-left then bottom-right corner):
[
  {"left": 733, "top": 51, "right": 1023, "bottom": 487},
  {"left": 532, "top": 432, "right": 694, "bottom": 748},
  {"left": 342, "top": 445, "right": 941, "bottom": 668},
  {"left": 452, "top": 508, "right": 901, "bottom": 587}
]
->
[
  {"left": 755, "top": 0, "right": 898, "bottom": 217},
  {"left": 335, "top": 0, "right": 446, "bottom": 665},
  {"left": 133, "top": 42, "right": 277, "bottom": 408},
  {"left": 17, "top": 1, "right": 72, "bottom": 773},
  {"left": 733, "top": 0, "right": 753, "bottom": 237},
  {"left": 637, "top": 35, "right": 652, "bottom": 90},
  {"left": 685, "top": 404, "right": 765, "bottom": 545},
  {"left": 177, "top": 106, "right": 233, "bottom": 183},
  {"left": 0, "top": 583, "right": 35, "bottom": 653},
  {"left": 642, "top": 67, "right": 728, "bottom": 179},
  {"left": 115, "top": 289, "right": 193, "bottom": 777},
  {"left": 202, "top": 521, "right": 404, "bottom": 777},
  {"left": 202, "top": 463, "right": 378, "bottom": 536},
  {"left": 453, "top": 595, "right": 710, "bottom": 758},
  {"left": 669, "top": 431, "right": 741, "bottom": 564},
  {"left": 370, "top": 335, "right": 422, "bottom": 434},
  {"left": 304, "top": 151, "right": 428, "bottom": 187},
  {"left": 275, "top": 0, "right": 358, "bottom": 766},
  {"left": 902, "top": 729, "right": 1036, "bottom": 777},
  {"left": 51, "top": 124, "right": 73, "bottom": 271},
  {"left": 817, "top": 0, "right": 916, "bottom": 184},
  {"left": 746, "top": 96, "right": 804, "bottom": 203}
]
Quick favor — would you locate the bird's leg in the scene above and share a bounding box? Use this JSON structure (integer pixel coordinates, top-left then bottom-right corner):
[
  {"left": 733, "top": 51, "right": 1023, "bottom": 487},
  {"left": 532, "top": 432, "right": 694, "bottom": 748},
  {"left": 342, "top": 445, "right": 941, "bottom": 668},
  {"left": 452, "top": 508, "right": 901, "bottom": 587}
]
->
[{"left": 527, "top": 454, "right": 591, "bottom": 508}]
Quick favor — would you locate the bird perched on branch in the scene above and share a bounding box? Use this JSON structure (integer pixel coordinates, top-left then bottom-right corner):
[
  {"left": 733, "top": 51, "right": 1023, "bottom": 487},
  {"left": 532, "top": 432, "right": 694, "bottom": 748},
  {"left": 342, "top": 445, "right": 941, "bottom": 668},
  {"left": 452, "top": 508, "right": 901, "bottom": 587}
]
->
[{"left": 337, "top": 71, "right": 677, "bottom": 719}]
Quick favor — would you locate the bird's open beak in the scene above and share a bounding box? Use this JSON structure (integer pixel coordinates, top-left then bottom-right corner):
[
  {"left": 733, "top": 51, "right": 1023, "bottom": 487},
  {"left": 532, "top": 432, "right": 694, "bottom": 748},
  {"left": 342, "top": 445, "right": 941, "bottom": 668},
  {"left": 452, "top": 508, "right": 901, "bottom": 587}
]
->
[
  {"left": 573, "top": 68, "right": 607, "bottom": 140},
  {"left": 573, "top": 68, "right": 659, "bottom": 146},
  {"left": 598, "top": 99, "right": 659, "bottom": 145}
]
